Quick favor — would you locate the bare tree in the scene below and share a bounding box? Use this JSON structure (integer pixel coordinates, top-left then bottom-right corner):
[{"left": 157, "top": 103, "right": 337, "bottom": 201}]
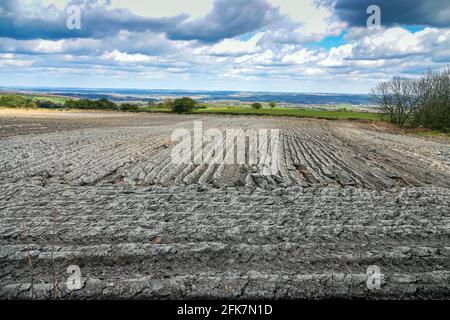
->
[
  {"left": 371, "top": 76, "right": 422, "bottom": 126},
  {"left": 373, "top": 68, "right": 450, "bottom": 131}
]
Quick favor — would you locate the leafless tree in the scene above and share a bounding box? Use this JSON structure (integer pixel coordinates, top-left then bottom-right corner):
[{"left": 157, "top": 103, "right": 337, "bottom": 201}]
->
[
  {"left": 371, "top": 76, "right": 422, "bottom": 126},
  {"left": 373, "top": 68, "right": 450, "bottom": 131}
]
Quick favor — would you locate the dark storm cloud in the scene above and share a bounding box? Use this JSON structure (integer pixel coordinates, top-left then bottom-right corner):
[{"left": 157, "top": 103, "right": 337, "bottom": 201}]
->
[
  {"left": 329, "top": 0, "right": 450, "bottom": 28},
  {"left": 0, "top": 0, "right": 187, "bottom": 40},
  {"left": 168, "top": 0, "right": 278, "bottom": 42},
  {"left": 0, "top": 0, "right": 278, "bottom": 43}
]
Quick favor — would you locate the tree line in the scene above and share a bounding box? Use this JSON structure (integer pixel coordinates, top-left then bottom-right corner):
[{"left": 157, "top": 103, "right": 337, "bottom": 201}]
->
[
  {"left": 0, "top": 95, "right": 37, "bottom": 108},
  {"left": 0, "top": 95, "right": 202, "bottom": 113},
  {"left": 372, "top": 68, "right": 450, "bottom": 132}
]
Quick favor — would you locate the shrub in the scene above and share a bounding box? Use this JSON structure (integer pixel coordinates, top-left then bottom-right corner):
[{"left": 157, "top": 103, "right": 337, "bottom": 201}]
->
[
  {"left": 162, "top": 98, "right": 173, "bottom": 109},
  {"left": 64, "top": 99, "right": 91, "bottom": 109},
  {"left": 0, "top": 95, "right": 36, "bottom": 108},
  {"left": 251, "top": 103, "right": 263, "bottom": 110},
  {"left": 413, "top": 68, "right": 450, "bottom": 132},
  {"left": 35, "top": 100, "right": 62, "bottom": 109},
  {"left": 171, "top": 97, "right": 197, "bottom": 113},
  {"left": 119, "top": 103, "right": 140, "bottom": 112},
  {"left": 96, "top": 98, "right": 117, "bottom": 109},
  {"left": 269, "top": 102, "right": 276, "bottom": 108},
  {"left": 25, "top": 99, "right": 37, "bottom": 108},
  {"left": 63, "top": 99, "right": 74, "bottom": 109},
  {"left": 64, "top": 98, "right": 117, "bottom": 110}
]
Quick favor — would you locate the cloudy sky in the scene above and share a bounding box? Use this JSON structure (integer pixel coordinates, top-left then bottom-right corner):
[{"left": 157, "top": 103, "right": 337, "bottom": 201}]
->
[{"left": 0, "top": 0, "right": 449, "bottom": 93}]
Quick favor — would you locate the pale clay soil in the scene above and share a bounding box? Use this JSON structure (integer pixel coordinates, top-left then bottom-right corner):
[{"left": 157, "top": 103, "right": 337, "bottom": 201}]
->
[{"left": 0, "top": 110, "right": 449, "bottom": 299}]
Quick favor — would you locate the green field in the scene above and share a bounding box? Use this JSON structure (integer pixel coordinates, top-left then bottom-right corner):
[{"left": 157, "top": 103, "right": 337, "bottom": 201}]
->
[
  {"left": 184, "top": 106, "right": 384, "bottom": 121},
  {"left": 0, "top": 94, "right": 68, "bottom": 104},
  {"left": 0, "top": 93, "right": 68, "bottom": 107},
  {"left": 27, "top": 95, "right": 68, "bottom": 104},
  {"left": 143, "top": 106, "right": 384, "bottom": 121},
  {"left": 0, "top": 93, "right": 384, "bottom": 122}
]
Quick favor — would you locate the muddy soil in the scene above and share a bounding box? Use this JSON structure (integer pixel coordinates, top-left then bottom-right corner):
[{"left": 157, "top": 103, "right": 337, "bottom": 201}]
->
[{"left": 0, "top": 110, "right": 449, "bottom": 299}]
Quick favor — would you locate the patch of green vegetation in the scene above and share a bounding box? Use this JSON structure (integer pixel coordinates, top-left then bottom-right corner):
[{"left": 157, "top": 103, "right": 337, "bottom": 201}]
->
[
  {"left": 251, "top": 103, "right": 263, "bottom": 110},
  {"left": 0, "top": 94, "right": 384, "bottom": 122},
  {"left": 140, "top": 107, "right": 172, "bottom": 113},
  {"left": 335, "top": 103, "right": 352, "bottom": 112},
  {"left": 29, "top": 95, "right": 67, "bottom": 104},
  {"left": 171, "top": 97, "right": 197, "bottom": 113},
  {"left": 0, "top": 95, "right": 37, "bottom": 108},
  {"left": 0, "top": 94, "right": 68, "bottom": 108},
  {"left": 191, "top": 106, "right": 384, "bottom": 121},
  {"left": 64, "top": 98, "right": 117, "bottom": 110},
  {"left": 408, "top": 130, "right": 450, "bottom": 139}
]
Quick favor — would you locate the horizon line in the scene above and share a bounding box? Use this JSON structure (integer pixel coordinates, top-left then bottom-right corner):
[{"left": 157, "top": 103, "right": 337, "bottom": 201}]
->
[{"left": 0, "top": 85, "right": 371, "bottom": 96}]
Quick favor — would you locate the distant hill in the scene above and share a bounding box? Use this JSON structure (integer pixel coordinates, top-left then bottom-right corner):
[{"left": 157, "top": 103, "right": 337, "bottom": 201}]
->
[{"left": 0, "top": 87, "right": 372, "bottom": 106}]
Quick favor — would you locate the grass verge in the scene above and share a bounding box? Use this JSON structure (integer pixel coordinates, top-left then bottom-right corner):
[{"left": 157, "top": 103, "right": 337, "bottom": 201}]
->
[{"left": 406, "top": 129, "right": 450, "bottom": 140}]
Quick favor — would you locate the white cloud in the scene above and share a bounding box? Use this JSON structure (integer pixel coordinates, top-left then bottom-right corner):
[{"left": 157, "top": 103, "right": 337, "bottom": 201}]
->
[
  {"left": 33, "top": 39, "right": 65, "bottom": 53},
  {"left": 282, "top": 48, "right": 314, "bottom": 64},
  {"left": 40, "top": 0, "right": 67, "bottom": 10},
  {"left": 0, "top": 53, "right": 15, "bottom": 59},
  {"left": 269, "top": 0, "right": 331, "bottom": 34},
  {"left": 353, "top": 27, "right": 424, "bottom": 58},
  {"left": 101, "top": 49, "right": 155, "bottom": 63},
  {"left": 319, "top": 44, "right": 354, "bottom": 67},
  {"left": 209, "top": 33, "right": 264, "bottom": 56},
  {"left": 268, "top": 0, "right": 343, "bottom": 41},
  {"left": 235, "top": 49, "right": 275, "bottom": 65},
  {"left": 0, "top": 56, "right": 33, "bottom": 67},
  {"left": 303, "top": 67, "right": 325, "bottom": 76}
]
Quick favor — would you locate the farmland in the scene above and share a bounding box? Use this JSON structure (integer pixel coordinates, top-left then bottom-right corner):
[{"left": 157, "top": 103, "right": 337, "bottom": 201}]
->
[
  {"left": 192, "top": 106, "right": 385, "bottom": 121},
  {"left": 0, "top": 92, "right": 385, "bottom": 122},
  {"left": 0, "top": 93, "right": 68, "bottom": 105},
  {"left": 0, "top": 110, "right": 449, "bottom": 299}
]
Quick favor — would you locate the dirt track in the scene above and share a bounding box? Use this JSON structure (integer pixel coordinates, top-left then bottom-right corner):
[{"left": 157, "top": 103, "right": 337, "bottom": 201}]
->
[{"left": 0, "top": 110, "right": 449, "bottom": 299}]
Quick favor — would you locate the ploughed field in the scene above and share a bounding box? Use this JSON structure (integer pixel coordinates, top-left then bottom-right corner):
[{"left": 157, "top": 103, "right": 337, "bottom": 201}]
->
[{"left": 0, "top": 110, "right": 449, "bottom": 299}]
